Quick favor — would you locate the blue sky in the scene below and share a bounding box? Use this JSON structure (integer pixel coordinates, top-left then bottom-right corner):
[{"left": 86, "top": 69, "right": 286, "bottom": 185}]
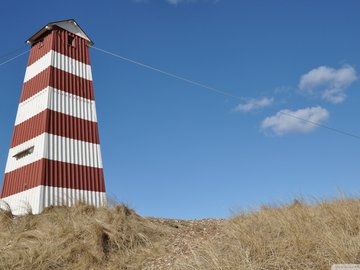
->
[{"left": 0, "top": 0, "right": 360, "bottom": 219}]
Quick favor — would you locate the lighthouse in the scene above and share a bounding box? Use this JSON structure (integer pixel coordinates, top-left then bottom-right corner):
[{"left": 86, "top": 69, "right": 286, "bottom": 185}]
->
[{"left": 0, "top": 19, "right": 106, "bottom": 214}]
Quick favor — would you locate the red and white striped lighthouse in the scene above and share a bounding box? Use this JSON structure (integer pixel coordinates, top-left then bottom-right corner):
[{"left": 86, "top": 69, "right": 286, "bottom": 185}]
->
[{"left": 0, "top": 19, "right": 106, "bottom": 214}]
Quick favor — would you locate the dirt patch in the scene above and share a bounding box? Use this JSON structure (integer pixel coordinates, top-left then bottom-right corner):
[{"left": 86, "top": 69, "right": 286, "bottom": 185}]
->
[{"left": 143, "top": 218, "right": 225, "bottom": 269}]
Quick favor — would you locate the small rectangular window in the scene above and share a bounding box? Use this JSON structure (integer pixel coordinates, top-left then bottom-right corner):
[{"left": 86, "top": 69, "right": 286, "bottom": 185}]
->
[
  {"left": 68, "top": 35, "right": 75, "bottom": 46},
  {"left": 13, "top": 146, "right": 34, "bottom": 160}
]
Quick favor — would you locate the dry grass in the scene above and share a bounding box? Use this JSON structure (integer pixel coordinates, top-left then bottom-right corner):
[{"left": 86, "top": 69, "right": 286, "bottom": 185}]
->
[
  {"left": 1, "top": 198, "right": 360, "bottom": 269},
  {"left": 182, "top": 198, "right": 360, "bottom": 270},
  {"left": 0, "top": 203, "right": 173, "bottom": 270}
]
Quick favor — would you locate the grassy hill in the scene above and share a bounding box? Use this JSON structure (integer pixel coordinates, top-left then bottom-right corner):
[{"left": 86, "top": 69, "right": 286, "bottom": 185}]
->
[{"left": 1, "top": 198, "right": 360, "bottom": 269}]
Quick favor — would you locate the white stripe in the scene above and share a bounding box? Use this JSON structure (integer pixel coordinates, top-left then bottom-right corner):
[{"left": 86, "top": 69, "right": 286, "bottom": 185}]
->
[
  {"left": 5, "top": 133, "right": 103, "bottom": 173},
  {"left": 15, "top": 88, "right": 49, "bottom": 125},
  {"left": 15, "top": 87, "right": 98, "bottom": 125},
  {"left": 5, "top": 134, "right": 47, "bottom": 173},
  {"left": 42, "top": 186, "right": 107, "bottom": 210},
  {"left": 52, "top": 51, "right": 92, "bottom": 81},
  {"left": 24, "top": 50, "right": 92, "bottom": 83},
  {"left": 23, "top": 52, "right": 52, "bottom": 83},
  {"left": 0, "top": 185, "right": 106, "bottom": 215},
  {"left": 0, "top": 186, "right": 42, "bottom": 215}
]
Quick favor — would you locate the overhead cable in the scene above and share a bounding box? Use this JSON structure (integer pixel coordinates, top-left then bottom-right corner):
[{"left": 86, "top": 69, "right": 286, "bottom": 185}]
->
[{"left": 0, "top": 50, "right": 29, "bottom": 67}]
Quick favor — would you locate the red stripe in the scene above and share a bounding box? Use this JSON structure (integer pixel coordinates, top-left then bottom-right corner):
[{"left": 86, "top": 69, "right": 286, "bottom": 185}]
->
[
  {"left": 0, "top": 159, "right": 44, "bottom": 198},
  {"left": 21, "top": 66, "right": 51, "bottom": 102},
  {"left": 27, "top": 28, "right": 90, "bottom": 66},
  {"left": 27, "top": 31, "right": 54, "bottom": 66},
  {"left": 21, "top": 66, "right": 94, "bottom": 102},
  {"left": 1, "top": 159, "right": 105, "bottom": 198},
  {"left": 11, "top": 110, "right": 100, "bottom": 147},
  {"left": 47, "top": 110, "right": 100, "bottom": 145},
  {"left": 11, "top": 110, "right": 47, "bottom": 147},
  {"left": 52, "top": 27, "right": 91, "bottom": 65}
]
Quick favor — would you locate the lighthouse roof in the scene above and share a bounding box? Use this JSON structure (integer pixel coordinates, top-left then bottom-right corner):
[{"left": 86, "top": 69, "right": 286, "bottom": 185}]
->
[{"left": 26, "top": 19, "right": 93, "bottom": 46}]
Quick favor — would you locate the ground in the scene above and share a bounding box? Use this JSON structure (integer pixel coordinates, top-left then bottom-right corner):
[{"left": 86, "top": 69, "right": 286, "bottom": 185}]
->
[
  {"left": 1, "top": 199, "right": 360, "bottom": 269},
  {"left": 143, "top": 218, "right": 225, "bottom": 269}
]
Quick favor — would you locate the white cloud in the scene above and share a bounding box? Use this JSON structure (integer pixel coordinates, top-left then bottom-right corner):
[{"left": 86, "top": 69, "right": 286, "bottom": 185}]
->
[
  {"left": 261, "top": 106, "right": 329, "bottom": 135},
  {"left": 299, "top": 65, "right": 357, "bottom": 104},
  {"left": 234, "top": 97, "right": 274, "bottom": 112}
]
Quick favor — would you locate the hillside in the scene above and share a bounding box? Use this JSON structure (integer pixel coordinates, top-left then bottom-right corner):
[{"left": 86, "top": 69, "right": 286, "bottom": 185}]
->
[{"left": 1, "top": 199, "right": 360, "bottom": 269}]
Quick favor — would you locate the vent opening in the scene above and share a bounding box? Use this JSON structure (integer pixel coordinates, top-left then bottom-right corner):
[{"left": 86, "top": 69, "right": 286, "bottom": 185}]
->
[
  {"left": 13, "top": 146, "right": 34, "bottom": 160},
  {"left": 68, "top": 35, "right": 75, "bottom": 46}
]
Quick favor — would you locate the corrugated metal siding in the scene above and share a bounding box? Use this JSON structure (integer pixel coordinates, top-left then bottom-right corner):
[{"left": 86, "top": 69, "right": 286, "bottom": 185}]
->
[
  {"left": 22, "top": 67, "right": 94, "bottom": 102},
  {"left": 24, "top": 51, "right": 53, "bottom": 83},
  {"left": 5, "top": 133, "right": 47, "bottom": 173},
  {"left": 1, "top": 25, "right": 106, "bottom": 211},
  {"left": 6, "top": 133, "right": 102, "bottom": 173},
  {"left": 47, "top": 110, "right": 99, "bottom": 144},
  {"left": 27, "top": 31, "right": 54, "bottom": 66},
  {"left": 27, "top": 26, "right": 91, "bottom": 67},
  {"left": 51, "top": 50, "right": 92, "bottom": 80},
  {"left": 2, "top": 158, "right": 104, "bottom": 198},
  {"left": 43, "top": 159, "right": 105, "bottom": 192},
  {"left": 1, "top": 186, "right": 43, "bottom": 215},
  {"left": 47, "top": 134, "right": 102, "bottom": 168},
  {"left": 1, "top": 160, "right": 44, "bottom": 198},
  {"left": 42, "top": 186, "right": 106, "bottom": 210},
  {"left": 12, "top": 110, "right": 99, "bottom": 147},
  {"left": 24, "top": 50, "right": 92, "bottom": 83},
  {"left": 11, "top": 110, "right": 47, "bottom": 147},
  {"left": 16, "top": 87, "right": 97, "bottom": 125},
  {"left": 48, "top": 87, "right": 97, "bottom": 122},
  {"left": 50, "top": 67, "right": 94, "bottom": 100},
  {"left": 52, "top": 27, "right": 91, "bottom": 65},
  {"left": 16, "top": 87, "right": 49, "bottom": 125},
  {"left": 2, "top": 186, "right": 106, "bottom": 215},
  {"left": 21, "top": 67, "right": 51, "bottom": 102}
]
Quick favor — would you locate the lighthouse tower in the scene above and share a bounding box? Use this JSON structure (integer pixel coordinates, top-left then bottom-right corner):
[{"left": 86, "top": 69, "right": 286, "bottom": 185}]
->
[{"left": 0, "top": 19, "right": 106, "bottom": 214}]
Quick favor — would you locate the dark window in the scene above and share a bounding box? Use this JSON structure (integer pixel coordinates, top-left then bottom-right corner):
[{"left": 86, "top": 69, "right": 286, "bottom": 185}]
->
[
  {"left": 68, "top": 35, "right": 75, "bottom": 46},
  {"left": 13, "top": 146, "right": 34, "bottom": 160}
]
